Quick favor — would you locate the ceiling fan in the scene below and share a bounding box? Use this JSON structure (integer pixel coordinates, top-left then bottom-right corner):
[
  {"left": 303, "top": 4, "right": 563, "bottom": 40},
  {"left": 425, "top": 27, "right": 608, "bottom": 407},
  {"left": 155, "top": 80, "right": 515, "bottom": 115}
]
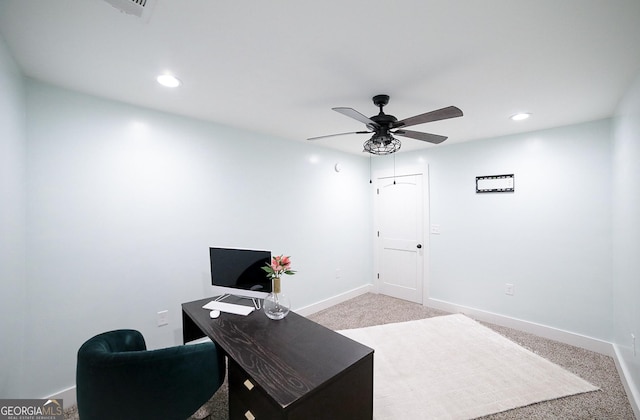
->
[{"left": 308, "top": 95, "right": 463, "bottom": 155}]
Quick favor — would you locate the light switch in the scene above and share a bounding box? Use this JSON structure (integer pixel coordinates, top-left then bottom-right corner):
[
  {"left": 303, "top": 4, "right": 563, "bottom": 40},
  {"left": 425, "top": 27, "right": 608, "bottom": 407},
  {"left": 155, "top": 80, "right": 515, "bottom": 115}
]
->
[
  {"left": 505, "top": 284, "right": 515, "bottom": 296},
  {"left": 431, "top": 224, "right": 441, "bottom": 235},
  {"left": 157, "top": 310, "right": 169, "bottom": 327}
]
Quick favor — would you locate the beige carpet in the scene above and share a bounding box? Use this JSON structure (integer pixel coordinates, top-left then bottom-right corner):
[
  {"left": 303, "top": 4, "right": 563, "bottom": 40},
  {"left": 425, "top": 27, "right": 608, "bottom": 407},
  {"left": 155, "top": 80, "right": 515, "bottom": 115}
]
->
[{"left": 338, "top": 314, "right": 598, "bottom": 420}]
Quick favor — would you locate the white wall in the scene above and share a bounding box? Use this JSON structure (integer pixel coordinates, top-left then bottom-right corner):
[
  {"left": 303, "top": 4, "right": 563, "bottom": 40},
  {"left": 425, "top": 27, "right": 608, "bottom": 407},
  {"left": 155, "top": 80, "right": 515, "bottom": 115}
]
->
[
  {"left": 376, "top": 120, "right": 613, "bottom": 341},
  {"left": 20, "top": 81, "right": 372, "bottom": 398},
  {"left": 0, "top": 36, "right": 27, "bottom": 397},
  {"left": 612, "top": 71, "right": 640, "bottom": 406}
]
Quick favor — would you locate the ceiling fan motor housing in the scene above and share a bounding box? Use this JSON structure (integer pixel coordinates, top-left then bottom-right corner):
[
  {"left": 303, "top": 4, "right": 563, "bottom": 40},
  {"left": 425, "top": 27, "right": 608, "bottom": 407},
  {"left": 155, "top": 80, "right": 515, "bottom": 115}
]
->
[
  {"left": 369, "top": 95, "right": 396, "bottom": 132},
  {"left": 370, "top": 113, "right": 397, "bottom": 127}
]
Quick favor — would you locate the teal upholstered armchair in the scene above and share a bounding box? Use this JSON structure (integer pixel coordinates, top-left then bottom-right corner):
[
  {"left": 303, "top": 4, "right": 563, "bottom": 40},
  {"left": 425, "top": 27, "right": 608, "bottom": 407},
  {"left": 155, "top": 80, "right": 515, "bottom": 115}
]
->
[{"left": 76, "top": 329, "right": 225, "bottom": 420}]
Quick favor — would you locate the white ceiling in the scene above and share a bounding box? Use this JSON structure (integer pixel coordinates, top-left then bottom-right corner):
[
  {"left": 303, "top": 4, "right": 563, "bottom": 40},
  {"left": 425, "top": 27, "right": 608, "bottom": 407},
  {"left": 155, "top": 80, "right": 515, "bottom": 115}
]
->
[{"left": 1, "top": 0, "right": 640, "bottom": 155}]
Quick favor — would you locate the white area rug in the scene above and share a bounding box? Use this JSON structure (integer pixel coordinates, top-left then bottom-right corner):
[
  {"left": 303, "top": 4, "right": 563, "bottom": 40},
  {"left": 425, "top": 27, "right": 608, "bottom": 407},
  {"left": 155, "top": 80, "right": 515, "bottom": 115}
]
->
[{"left": 338, "top": 314, "right": 598, "bottom": 420}]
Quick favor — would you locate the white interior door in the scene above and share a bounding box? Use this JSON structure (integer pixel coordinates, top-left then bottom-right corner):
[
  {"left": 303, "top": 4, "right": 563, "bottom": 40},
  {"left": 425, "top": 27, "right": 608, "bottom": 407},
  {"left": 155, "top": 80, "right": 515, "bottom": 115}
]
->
[{"left": 376, "top": 174, "right": 424, "bottom": 303}]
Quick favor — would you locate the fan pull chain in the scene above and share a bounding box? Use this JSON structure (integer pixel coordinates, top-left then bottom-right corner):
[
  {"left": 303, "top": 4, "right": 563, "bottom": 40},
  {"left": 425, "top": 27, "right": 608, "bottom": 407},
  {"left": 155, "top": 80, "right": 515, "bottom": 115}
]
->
[
  {"left": 369, "top": 154, "right": 373, "bottom": 184},
  {"left": 393, "top": 153, "right": 396, "bottom": 185}
]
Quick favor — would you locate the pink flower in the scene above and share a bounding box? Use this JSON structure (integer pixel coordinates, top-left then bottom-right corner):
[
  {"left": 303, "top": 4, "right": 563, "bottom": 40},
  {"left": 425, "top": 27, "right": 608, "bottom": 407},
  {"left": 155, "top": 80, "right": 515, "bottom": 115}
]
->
[
  {"left": 280, "top": 256, "right": 291, "bottom": 268},
  {"left": 262, "top": 254, "right": 296, "bottom": 279}
]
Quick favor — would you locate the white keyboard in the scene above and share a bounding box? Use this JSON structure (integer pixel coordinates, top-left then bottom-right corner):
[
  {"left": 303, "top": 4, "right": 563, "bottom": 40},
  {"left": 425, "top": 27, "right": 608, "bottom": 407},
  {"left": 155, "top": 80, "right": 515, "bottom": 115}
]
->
[{"left": 202, "top": 300, "right": 254, "bottom": 316}]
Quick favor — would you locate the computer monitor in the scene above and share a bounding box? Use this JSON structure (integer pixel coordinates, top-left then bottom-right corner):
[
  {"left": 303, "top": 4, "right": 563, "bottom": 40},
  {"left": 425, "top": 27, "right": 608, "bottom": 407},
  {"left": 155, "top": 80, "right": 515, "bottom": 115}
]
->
[{"left": 209, "top": 247, "right": 272, "bottom": 299}]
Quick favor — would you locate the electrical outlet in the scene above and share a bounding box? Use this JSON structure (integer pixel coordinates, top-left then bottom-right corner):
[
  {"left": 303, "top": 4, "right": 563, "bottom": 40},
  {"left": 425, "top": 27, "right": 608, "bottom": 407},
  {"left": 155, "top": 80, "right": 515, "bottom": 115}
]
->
[
  {"left": 335, "top": 268, "right": 341, "bottom": 279},
  {"left": 505, "top": 283, "right": 514, "bottom": 296},
  {"left": 157, "top": 310, "right": 169, "bottom": 327}
]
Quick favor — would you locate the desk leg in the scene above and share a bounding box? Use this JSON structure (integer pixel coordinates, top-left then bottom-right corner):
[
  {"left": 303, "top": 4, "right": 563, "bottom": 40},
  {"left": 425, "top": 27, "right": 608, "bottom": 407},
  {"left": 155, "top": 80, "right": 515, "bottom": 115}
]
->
[{"left": 181, "top": 309, "right": 206, "bottom": 344}]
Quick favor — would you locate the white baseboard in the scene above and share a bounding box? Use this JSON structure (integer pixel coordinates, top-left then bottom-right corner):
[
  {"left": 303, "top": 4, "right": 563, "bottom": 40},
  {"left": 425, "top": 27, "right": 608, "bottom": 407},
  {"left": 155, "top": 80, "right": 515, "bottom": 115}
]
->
[
  {"left": 46, "top": 385, "right": 76, "bottom": 410},
  {"left": 612, "top": 344, "right": 640, "bottom": 419},
  {"left": 425, "top": 297, "right": 614, "bottom": 356},
  {"left": 294, "top": 284, "right": 373, "bottom": 317}
]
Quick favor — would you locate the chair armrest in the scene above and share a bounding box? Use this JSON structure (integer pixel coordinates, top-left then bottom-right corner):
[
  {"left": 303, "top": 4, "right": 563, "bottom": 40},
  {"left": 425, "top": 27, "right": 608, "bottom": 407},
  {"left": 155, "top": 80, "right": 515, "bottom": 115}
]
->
[{"left": 77, "top": 337, "right": 225, "bottom": 420}]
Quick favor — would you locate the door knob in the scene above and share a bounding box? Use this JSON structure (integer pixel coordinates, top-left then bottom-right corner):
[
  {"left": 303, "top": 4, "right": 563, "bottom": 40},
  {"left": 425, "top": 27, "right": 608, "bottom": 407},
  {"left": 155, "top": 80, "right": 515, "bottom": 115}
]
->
[{"left": 417, "top": 244, "right": 422, "bottom": 249}]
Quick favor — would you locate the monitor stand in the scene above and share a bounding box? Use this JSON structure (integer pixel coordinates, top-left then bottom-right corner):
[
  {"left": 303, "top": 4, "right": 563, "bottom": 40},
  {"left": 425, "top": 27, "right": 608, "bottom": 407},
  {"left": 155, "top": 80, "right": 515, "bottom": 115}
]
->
[{"left": 214, "top": 293, "right": 262, "bottom": 310}]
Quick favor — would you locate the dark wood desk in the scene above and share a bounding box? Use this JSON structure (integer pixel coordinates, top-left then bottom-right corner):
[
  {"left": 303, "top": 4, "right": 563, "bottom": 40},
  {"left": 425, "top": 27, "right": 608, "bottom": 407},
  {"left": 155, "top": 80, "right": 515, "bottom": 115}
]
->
[{"left": 182, "top": 297, "right": 374, "bottom": 420}]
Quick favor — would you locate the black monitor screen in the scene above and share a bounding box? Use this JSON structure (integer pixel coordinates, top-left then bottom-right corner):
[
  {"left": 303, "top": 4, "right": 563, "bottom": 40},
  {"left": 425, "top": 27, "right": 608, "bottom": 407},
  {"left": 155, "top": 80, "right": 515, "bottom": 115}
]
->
[{"left": 209, "top": 247, "right": 272, "bottom": 293}]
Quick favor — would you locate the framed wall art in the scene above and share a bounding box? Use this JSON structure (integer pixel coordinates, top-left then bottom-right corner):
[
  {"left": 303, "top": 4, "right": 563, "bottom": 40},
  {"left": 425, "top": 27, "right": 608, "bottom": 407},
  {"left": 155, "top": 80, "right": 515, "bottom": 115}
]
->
[{"left": 476, "top": 174, "right": 514, "bottom": 193}]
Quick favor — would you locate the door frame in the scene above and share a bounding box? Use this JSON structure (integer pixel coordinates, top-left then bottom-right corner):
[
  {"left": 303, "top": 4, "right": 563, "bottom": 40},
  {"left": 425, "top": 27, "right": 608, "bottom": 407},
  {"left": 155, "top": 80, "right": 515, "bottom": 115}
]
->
[{"left": 372, "top": 161, "right": 431, "bottom": 305}]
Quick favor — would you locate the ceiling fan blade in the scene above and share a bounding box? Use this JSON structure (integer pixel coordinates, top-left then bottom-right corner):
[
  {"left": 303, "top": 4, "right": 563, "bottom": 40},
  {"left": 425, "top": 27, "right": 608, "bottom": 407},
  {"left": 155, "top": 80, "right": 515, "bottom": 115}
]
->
[
  {"left": 332, "top": 107, "right": 380, "bottom": 128},
  {"left": 393, "top": 106, "right": 463, "bottom": 129},
  {"left": 393, "top": 129, "right": 448, "bottom": 144},
  {"left": 307, "top": 130, "right": 371, "bottom": 141}
]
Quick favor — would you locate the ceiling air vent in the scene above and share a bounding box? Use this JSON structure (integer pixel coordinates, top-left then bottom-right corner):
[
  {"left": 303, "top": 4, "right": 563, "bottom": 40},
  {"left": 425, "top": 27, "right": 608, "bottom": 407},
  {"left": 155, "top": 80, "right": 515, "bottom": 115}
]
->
[{"left": 103, "top": 0, "right": 156, "bottom": 19}]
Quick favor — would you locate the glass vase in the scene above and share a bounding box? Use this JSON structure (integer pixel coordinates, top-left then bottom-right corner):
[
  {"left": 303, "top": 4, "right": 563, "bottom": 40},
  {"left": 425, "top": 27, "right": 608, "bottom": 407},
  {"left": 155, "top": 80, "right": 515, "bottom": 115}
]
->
[{"left": 263, "top": 277, "right": 290, "bottom": 320}]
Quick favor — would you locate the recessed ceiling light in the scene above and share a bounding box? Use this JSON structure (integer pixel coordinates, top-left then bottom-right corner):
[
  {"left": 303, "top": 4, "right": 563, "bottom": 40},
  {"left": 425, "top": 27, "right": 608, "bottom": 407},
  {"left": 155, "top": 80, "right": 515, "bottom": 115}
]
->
[
  {"left": 510, "top": 112, "right": 531, "bottom": 121},
  {"left": 156, "top": 74, "right": 181, "bottom": 88}
]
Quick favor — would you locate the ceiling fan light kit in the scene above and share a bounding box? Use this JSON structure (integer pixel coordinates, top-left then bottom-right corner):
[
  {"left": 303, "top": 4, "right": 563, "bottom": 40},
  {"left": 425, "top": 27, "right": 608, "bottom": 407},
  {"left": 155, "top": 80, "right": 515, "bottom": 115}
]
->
[
  {"left": 308, "top": 94, "right": 463, "bottom": 155},
  {"left": 363, "top": 133, "right": 401, "bottom": 155}
]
